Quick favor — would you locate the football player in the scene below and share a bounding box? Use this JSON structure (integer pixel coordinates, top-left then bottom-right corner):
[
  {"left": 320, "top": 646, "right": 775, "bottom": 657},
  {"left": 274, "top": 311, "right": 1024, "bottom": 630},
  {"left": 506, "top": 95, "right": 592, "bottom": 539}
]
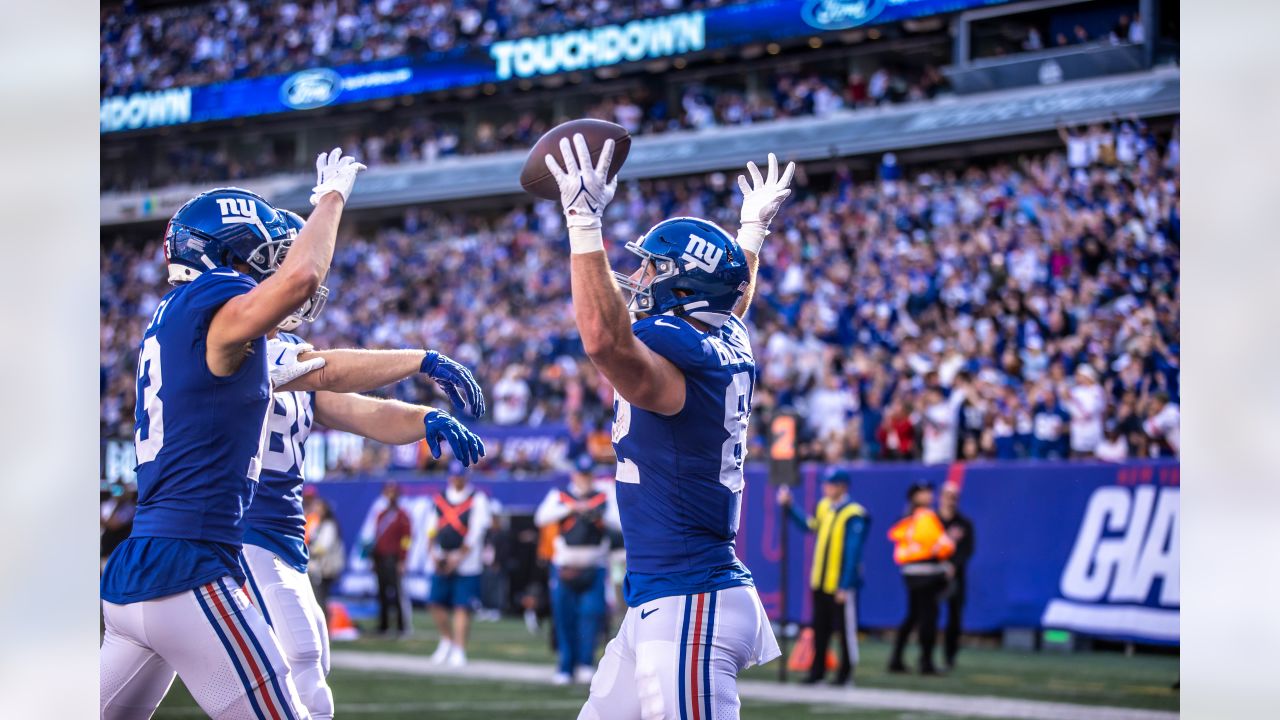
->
[
  {"left": 543, "top": 136, "right": 795, "bottom": 719},
  {"left": 100, "top": 149, "right": 364, "bottom": 719},
  {"left": 240, "top": 209, "right": 486, "bottom": 720}
]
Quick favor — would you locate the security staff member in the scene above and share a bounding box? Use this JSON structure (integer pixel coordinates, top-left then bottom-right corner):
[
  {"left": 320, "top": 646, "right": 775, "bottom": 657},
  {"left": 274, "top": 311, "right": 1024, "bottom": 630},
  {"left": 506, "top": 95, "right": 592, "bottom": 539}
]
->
[
  {"left": 777, "top": 468, "right": 870, "bottom": 686},
  {"left": 372, "top": 481, "right": 413, "bottom": 637},
  {"left": 938, "top": 481, "right": 975, "bottom": 670},
  {"left": 887, "top": 482, "right": 955, "bottom": 675},
  {"left": 426, "top": 462, "right": 492, "bottom": 667},
  {"left": 534, "top": 454, "right": 621, "bottom": 685}
]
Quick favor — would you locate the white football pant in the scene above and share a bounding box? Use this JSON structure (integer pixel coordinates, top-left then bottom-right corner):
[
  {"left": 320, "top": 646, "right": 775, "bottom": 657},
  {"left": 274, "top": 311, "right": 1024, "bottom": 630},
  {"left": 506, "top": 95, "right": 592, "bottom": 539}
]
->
[
  {"left": 243, "top": 544, "right": 334, "bottom": 720},
  {"left": 578, "top": 585, "right": 780, "bottom": 720},
  {"left": 100, "top": 576, "right": 310, "bottom": 719}
]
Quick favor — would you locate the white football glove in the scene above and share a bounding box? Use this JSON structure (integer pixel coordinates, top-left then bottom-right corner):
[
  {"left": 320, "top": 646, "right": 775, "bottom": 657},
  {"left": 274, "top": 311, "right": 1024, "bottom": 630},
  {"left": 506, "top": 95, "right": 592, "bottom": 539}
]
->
[
  {"left": 267, "top": 337, "right": 326, "bottom": 389},
  {"left": 309, "top": 147, "right": 367, "bottom": 206},
  {"left": 544, "top": 134, "right": 617, "bottom": 253},
  {"left": 736, "top": 152, "right": 796, "bottom": 253}
]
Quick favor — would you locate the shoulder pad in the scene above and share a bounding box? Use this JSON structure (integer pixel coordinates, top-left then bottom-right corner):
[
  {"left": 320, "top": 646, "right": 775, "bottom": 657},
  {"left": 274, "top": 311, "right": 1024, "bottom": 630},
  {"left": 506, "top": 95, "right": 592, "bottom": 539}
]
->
[{"left": 632, "top": 315, "right": 713, "bottom": 372}]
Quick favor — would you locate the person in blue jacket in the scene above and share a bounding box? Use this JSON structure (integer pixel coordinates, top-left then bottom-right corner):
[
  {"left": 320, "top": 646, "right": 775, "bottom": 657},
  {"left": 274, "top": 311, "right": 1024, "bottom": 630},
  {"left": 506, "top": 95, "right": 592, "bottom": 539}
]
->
[{"left": 777, "top": 468, "right": 871, "bottom": 687}]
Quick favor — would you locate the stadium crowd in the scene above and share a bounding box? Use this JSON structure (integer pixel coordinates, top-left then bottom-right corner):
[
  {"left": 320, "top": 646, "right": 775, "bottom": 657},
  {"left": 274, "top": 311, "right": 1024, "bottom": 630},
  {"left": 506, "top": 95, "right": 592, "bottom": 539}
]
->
[
  {"left": 101, "top": 63, "right": 946, "bottom": 193},
  {"left": 101, "top": 0, "right": 746, "bottom": 96},
  {"left": 101, "top": 123, "right": 1179, "bottom": 471}
]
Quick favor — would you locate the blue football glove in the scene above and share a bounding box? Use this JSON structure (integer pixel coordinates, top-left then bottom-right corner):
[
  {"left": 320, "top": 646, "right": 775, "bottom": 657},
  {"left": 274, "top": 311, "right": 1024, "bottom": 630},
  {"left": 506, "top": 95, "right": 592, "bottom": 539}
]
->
[
  {"left": 423, "top": 410, "right": 486, "bottom": 467},
  {"left": 421, "top": 351, "right": 486, "bottom": 419}
]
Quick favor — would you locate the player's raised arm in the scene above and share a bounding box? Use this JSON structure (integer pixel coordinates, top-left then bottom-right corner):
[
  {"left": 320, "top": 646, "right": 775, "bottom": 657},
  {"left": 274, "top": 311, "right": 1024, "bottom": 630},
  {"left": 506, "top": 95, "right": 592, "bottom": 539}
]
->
[
  {"left": 313, "top": 391, "right": 485, "bottom": 466},
  {"left": 207, "top": 149, "right": 365, "bottom": 373},
  {"left": 273, "top": 342, "right": 485, "bottom": 418},
  {"left": 733, "top": 152, "right": 795, "bottom": 318},
  {"left": 546, "top": 134, "right": 686, "bottom": 416}
]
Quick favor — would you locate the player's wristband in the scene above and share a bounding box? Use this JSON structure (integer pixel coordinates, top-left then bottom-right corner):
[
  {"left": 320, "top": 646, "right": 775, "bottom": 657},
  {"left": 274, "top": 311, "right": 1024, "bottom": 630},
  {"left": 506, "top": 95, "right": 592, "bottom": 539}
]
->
[
  {"left": 568, "top": 225, "right": 605, "bottom": 254},
  {"left": 736, "top": 222, "right": 768, "bottom": 254}
]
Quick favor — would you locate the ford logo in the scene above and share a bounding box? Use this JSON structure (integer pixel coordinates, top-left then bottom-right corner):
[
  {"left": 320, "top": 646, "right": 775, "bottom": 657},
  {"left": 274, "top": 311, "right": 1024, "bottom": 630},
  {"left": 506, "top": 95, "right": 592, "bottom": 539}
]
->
[
  {"left": 801, "top": 0, "right": 887, "bottom": 30},
  {"left": 280, "top": 68, "right": 342, "bottom": 110}
]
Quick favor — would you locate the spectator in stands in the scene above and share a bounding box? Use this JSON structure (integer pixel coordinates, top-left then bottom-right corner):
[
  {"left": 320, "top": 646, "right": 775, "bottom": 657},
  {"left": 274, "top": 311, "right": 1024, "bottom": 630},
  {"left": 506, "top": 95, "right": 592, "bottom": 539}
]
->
[
  {"left": 868, "top": 68, "right": 890, "bottom": 106},
  {"left": 1095, "top": 422, "right": 1130, "bottom": 462},
  {"left": 1143, "top": 391, "right": 1180, "bottom": 457},
  {"left": 921, "top": 379, "right": 968, "bottom": 465},
  {"left": 426, "top": 462, "right": 493, "bottom": 667},
  {"left": 888, "top": 483, "right": 954, "bottom": 675},
  {"left": 808, "top": 373, "right": 858, "bottom": 452},
  {"left": 99, "top": 0, "right": 739, "bottom": 95},
  {"left": 877, "top": 400, "right": 916, "bottom": 461},
  {"left": 1129, "top": 12, "right": 1145, "bottom": 44},
  {"left": 372, "top": 481, "right": 412, "bottom": 638},
  {"left": 305, "top": 496, "right": 344, "bottom": 624},
  {"left": 1023, "top": 26, "right": 1044, "bottom": 51},
  {"left": 1066, "top": 365, "right": 1107, "bottom": 458},
  {"left": 1031, "top": 385, "right": 1070, "bottom": 459},
  {"left": 100, "top": 139, "right": 1182, "bottom": 470},
  {"left": 937, "top": 482, "right": 974, "bottom": 671},
  {"left": 493, "top": 364, "right": 532, "bottom": 426},
  {"left": 534, "top": 455, "right": 620, "bottom": 685},
  {"left": 778, "top": 470, "right": 870, "bottom": 687},
  {"left": 1059, "top": 123, "right": 1091, "bottom": 173}
]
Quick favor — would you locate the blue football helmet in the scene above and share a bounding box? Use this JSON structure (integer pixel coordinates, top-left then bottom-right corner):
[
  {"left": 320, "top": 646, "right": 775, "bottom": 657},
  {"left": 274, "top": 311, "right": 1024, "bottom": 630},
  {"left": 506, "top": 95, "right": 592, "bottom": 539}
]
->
[
  {"left": 275, "top": 209, "right": 329, "bottom": 331},
  {"left": 163, "top": 187, "right": 291, "bottom": 285},
  {"left": 614, "top": 217, "right": 750, "bottom": 328}
]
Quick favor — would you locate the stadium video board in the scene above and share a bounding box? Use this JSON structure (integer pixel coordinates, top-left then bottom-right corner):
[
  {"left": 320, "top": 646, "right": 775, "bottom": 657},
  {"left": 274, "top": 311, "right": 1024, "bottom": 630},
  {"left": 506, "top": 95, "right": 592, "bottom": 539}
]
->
[{"left": 100, "top": 0, "right": 1016, "bottom": 133}]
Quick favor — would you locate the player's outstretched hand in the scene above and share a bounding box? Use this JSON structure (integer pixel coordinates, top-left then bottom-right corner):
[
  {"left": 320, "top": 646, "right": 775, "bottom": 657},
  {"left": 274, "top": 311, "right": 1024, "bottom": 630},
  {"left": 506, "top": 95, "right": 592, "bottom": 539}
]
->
[
  {"left": 421, "top": 350, "right": 486, "bottom": 418},
  {"left": 544, "top": 133, "right": 617, "bottom": 229},
  {"left": 736, "top": 152, "right": 796, "bottom": 250},
  {"left": 423, "top": 410, "right": 486, "bottom": 467},
  {"left": 267, "top": 337, "right": 326, "bottom": 389},
  {"left": 310, "top": 147, "right": 367, "bottom": 206}
]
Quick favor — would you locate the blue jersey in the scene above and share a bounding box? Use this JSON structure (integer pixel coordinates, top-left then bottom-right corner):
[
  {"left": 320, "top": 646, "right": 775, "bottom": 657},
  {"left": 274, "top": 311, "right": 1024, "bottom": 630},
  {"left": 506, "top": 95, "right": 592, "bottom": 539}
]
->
[
  {"left": 243, "top": 332, "right": 315, "bottom": 572},
  {"left": 612, "top": 314, "right": 756, "bottom": 607},
  {"left": 101, "top": 270, "right": 271, "bottom": 604}
]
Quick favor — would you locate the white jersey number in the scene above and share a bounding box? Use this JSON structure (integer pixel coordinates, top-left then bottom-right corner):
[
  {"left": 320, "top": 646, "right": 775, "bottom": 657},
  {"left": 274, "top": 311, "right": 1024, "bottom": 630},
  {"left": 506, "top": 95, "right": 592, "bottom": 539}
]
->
[
  {"left": 135, "top": 336, "right": 165, "bottom": 464},
  {"left": 719, "top": 371, "right": 751, "bottom": 492},
  {"left": 612, "top": 397, "right": 640, "bottom": 484},
  {"left": 262, "top": 391, "right": 312, "bottom": 475}
]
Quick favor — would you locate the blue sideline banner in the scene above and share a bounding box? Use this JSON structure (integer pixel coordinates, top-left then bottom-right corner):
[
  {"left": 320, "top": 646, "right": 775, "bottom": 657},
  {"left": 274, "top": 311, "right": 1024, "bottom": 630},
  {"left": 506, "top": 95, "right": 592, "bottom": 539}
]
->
[
  {"left": 312, "top": 458, "right": 1178, "bottom": 645},
  {"left": 101, "top": 0, "right": 1016, "bottom": 133}
]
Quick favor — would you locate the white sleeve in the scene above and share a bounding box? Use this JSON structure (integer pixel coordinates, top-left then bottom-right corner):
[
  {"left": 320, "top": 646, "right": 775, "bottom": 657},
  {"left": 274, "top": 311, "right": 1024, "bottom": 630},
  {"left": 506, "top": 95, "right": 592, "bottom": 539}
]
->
[
  {"left": 1143, "top": 414, "right": 1160, "bottom": 437},
  {"left": 312, "top": 520, "right": 338, "bottom": 556},
  {"left": 534, "top": 488, "right": 571, "bottom": 528},
  {"left": 603, "top": 489, "right": 622, "bottom": 532},
  {"left": 464, "top": 493, "right": 491, "bottom": 548},
  {"left": 424, "top": 502, "right": 439, "bottom": 547}
]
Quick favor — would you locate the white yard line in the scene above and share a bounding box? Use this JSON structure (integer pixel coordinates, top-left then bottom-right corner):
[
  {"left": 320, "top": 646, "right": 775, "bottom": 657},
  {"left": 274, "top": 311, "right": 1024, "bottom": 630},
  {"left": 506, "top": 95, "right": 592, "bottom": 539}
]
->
[{"left": 330, "top": 650, "right": 1179, "bottom": 720}]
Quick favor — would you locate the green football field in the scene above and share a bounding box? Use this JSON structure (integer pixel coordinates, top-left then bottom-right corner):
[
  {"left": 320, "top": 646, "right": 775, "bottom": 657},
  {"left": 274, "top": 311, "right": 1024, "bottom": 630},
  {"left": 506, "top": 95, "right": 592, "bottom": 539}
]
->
[{"left": 153, "top": 611, "right": 1179, "bottom": 719}]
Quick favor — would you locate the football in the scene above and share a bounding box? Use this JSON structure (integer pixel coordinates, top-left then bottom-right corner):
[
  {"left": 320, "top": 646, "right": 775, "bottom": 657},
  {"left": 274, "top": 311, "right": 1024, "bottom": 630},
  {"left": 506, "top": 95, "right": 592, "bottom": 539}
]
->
[{"left": 520, "top": 118, "right": 631, "bottom": 200}]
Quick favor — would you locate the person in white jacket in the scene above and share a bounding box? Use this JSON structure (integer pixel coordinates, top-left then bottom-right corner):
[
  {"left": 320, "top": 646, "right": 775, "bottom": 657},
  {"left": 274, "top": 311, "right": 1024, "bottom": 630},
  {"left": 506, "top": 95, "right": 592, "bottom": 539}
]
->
[
  {"left": 535, "top": 455, "right": 621, "bottom": 685},
  {"left": 426, "top": 461, "right": 493, "bottom": 667},
  {"left": 1066, "top": 365, "right": 1107, "bottom": 457}
]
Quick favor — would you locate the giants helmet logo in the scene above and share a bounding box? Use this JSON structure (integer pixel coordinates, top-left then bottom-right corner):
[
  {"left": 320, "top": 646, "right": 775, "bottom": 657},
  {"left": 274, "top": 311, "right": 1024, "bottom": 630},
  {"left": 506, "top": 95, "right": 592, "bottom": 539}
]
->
[{"left": 682, "top": 234, "right": 723, "bottom": 272}]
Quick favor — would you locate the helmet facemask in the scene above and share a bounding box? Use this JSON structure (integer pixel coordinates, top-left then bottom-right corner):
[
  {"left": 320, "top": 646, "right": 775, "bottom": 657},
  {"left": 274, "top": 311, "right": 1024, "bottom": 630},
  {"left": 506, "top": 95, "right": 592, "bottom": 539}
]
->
[
  {"left": 262, "top": 230, "right": 331, "bottom": 329},
  {"left": 613, "top": 239, "right": 680, "bottom": 315}
]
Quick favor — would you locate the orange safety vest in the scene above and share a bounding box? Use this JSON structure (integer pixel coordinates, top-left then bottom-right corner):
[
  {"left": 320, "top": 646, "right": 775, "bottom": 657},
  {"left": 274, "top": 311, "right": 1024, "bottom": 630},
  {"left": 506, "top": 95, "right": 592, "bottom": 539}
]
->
[
  {"left": 888, "top": 508, "right": 955, "bottom": 565},
  {"left": 304, "top": 511, "right": 320, "bottom": 545},
  {"left": 557, "top": 491, "right": 607, "bottom": 535}
]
